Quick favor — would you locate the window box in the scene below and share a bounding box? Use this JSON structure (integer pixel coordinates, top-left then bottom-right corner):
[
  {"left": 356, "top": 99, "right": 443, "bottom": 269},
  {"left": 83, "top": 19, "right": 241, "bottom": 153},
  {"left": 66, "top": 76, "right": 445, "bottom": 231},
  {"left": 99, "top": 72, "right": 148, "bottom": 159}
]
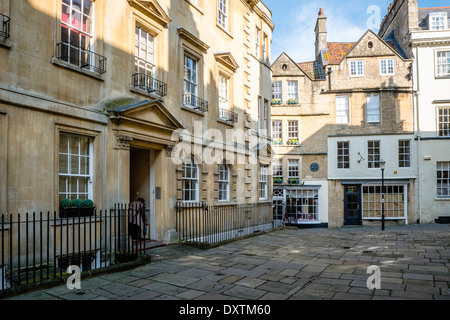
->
[
  {"left": 272, "top": 99, "right": 282, "bottom": 105},
  {"left": 273, "top": 177, "right": 283, "bottom": 184},
  {"left": 273, "top": 138, "right": 282, "bottom": 145},
  {"left": 287, "top": 139, "right": 299, "bottom": 145},
  {"left": 60, "top": 199, "right": 95, "bottom": 218},
  {"left": 288, "top": 178, "right": 299, "bottom": 185},
  {"left": 287, "top": 99, "right": 299, "bottom": 105}
]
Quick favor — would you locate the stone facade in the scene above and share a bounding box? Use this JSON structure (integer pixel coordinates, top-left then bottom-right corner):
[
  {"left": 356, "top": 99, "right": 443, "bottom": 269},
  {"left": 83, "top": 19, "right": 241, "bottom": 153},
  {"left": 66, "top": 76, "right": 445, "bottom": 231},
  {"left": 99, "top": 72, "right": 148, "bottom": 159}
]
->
[
  {"left": 0, "top": 0, "right": 274, "bottom": 241},
  {"left": 271, "top": 8, "right": 415, "bottom": 227}
]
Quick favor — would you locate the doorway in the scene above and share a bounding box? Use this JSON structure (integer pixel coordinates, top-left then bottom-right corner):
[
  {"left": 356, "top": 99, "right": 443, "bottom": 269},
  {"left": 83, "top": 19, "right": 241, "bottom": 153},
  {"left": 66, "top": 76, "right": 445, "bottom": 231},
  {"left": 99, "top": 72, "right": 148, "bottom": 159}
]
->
[
  {"left": 344, "top": 185, "right": 362, "bottom": 226},
  {"left": 130, "top": 148, "right": 156, "bottom": 239}
]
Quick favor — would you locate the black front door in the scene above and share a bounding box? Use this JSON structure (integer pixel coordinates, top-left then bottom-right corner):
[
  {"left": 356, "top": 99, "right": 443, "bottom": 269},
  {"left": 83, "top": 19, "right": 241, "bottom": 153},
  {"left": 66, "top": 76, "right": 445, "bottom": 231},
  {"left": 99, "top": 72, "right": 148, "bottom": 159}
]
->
[{"left": 344, "top": 185, "right": 362, "bottom": 226}]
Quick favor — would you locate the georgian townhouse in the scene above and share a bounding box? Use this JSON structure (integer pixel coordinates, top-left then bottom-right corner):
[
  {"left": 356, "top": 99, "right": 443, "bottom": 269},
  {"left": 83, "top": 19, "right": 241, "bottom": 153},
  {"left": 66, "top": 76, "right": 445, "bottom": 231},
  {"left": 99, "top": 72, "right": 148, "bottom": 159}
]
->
[
  {"left": 271, "top": 8, "right": 416, "bottom": 228},
  {"left": 0, "top": 0, "right": 274, "bottom": 242},
  {"left": 379, "top": 0, "right": 450, "bottom": 223}
]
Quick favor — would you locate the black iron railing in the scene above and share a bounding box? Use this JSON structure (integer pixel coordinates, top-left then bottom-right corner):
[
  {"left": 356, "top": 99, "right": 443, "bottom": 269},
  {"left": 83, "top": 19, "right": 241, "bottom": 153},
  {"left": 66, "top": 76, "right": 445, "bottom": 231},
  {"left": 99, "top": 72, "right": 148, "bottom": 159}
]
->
[
  {"left": 0, "top": 204, "right": 149, "bottom": 293},
  {"left": 55, "top": 41, "right": 107, "bottom": 74},
  {"left": 175, "top": 202, "right": 273, "bottom": 246},
  {"left": 183, "top": 93, "right": 208, "bottom": 112},
  {"left": 0, "top": 13, "right": 10, "bottom": 40},
  {"left": 218, "top": 108, "right": 238, "bottom": 123},
  {"left": 132, "top": 73, "right": 167, "bottom": 97}
]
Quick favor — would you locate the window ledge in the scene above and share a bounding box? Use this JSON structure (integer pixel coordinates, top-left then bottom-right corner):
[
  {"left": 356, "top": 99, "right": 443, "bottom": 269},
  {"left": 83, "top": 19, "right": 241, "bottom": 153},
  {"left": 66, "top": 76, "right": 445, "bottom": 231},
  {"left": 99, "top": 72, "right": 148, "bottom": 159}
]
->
[
  {"left": 435, "top": 75, "right": 450, "bottom": 79},
  {"left": 217, "top": 24, "right": 233, "bottom": 39},
  {"left": 435, "top": 197, "right": 450, "bottom": 201},
  {"left": 185, "top": 0, "right": 204, "bottom": 15},
  {"left": 181, "top": 105, "right": 205, "bottom": 116},
  {"left": 0, "top": 38, "right": 12, "bottom": 49},
  {"left": 51, "top": 57, "right": 104, "bottom": 81},
  {"left": 130, "top": 86, "right": 165, "bottom": 102},
  {"left": 213, "top": 201, "right": 238, "bottom": 207},
  {"left": 217, "top": 118, "right": 235, "bottom": 127}
]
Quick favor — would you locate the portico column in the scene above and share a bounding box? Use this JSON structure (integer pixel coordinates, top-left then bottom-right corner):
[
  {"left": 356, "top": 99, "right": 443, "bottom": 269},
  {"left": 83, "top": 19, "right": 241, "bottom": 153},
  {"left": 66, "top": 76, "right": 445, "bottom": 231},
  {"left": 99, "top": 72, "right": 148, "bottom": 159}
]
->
[{"left": 114, "top": 133, "right": 133, "bottom": 205}]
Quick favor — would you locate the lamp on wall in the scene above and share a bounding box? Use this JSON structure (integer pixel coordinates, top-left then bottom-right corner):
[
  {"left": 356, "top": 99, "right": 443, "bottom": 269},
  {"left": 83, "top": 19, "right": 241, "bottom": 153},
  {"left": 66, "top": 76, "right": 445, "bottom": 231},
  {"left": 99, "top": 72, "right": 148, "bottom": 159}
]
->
[{"left": 380, "top": 159, "right": 386, "bottom": 231}]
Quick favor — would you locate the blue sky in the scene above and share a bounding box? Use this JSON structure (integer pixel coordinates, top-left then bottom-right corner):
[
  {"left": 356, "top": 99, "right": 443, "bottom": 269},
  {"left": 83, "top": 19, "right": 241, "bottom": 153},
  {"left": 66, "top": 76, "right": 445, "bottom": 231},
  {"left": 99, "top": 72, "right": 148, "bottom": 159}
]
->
[{"left": 263, "top": 0, "right": 450, "bottom": 63}]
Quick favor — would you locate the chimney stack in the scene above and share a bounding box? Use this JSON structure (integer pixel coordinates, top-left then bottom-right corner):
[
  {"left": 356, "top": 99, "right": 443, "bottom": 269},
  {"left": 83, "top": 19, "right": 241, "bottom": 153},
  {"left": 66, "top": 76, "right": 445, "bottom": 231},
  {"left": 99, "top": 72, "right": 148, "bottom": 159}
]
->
[{"left": 315, "top": 8, "right": 327, "bottom": 60}]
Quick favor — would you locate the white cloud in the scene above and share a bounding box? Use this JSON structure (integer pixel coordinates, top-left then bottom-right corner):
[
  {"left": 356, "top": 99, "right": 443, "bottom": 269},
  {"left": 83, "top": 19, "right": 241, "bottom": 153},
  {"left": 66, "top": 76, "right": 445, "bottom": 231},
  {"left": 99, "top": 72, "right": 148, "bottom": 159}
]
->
[{"left": 270, "top": 0, "right": 368, "bottom": 63}]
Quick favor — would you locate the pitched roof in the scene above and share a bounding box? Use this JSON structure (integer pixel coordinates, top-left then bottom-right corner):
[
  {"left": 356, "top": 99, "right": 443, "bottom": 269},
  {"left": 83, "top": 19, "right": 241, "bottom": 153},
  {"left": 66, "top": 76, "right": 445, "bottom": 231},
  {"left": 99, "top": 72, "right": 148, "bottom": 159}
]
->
[
  {"left": 321, "top": 42, "right": 356, "bottom": 65},
  {"left": 383, "top": 30, "right": 408, "bottom": 59},
  {"left": 297, "top": 61, "right": 325, "bottom": 80}
]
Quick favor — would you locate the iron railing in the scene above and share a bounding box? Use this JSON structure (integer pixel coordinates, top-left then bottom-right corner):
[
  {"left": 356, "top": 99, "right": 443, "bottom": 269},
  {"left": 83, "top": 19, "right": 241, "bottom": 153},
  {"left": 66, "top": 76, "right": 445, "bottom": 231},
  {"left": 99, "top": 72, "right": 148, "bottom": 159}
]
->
[
  {"left": 175, "top": 202, "right": 274, "bottom": 246},
  {"left": 0, "top": 13, "right": 10, "bottom": 40},
  {"left": 0, "top": 204, "right": 149, "bottom": 292},
  {"left": 55, "top": 41, "right": 107, "bottom": 74},
  {"left": 183, "top": 93, "right": 208, "bottom": 112},
  {"left": 132, "top": 73, "right": 167, "bottom": 97},
  {"left": 218, "top": 108, "right": 238, "bottom": 123}
]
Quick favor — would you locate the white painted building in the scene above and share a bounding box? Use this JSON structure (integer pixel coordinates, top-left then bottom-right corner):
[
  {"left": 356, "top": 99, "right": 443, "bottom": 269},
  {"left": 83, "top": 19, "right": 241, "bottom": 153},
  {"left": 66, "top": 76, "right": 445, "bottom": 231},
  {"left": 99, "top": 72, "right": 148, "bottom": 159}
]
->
[
  {"left": 411, "top": 8, "right": 450, "bottom": 223},
  {"left": 328, "top": 133, "right": 417, "bottom": 225}
]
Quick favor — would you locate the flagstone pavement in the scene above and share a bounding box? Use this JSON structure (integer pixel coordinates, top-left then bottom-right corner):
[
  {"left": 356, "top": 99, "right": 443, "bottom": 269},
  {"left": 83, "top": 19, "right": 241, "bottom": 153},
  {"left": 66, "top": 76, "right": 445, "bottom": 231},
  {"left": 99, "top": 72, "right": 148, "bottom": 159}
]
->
[{"left": 6, "top": 223, "right": 450, "bottom": 300}]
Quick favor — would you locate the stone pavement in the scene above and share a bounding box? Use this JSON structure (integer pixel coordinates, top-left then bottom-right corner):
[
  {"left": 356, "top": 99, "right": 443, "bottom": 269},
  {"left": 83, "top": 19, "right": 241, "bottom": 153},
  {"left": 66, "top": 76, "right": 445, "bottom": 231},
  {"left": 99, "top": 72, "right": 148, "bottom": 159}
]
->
[{"left": 6, "top": 223, "right": 450, "bottom": 301}]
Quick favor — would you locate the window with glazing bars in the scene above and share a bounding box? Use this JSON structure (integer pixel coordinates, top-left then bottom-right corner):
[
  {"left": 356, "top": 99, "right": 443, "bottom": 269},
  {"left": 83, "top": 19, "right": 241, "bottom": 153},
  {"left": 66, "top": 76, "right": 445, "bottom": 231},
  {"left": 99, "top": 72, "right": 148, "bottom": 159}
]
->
[
  {"left": 437, "top": 162, "right": 450, "bottom": 198},
  {"left": 437, "top": 51, "right": 450, "bottom": 77},
  {"left": 272, "top": 120, "right": 282, "bottom": 141},
  {"left": 288, "top": 121, "right": 298, "bottom": 139},
  {"left": 182, "top": 157, "right": 199, "bottom": 202},
  {"left": 59, "top": 133, "right": 92, "bottom": 202},
  {"left": 272, "top": 81, "right": 282, "bottom": 101},
  {"left": 336, "top": 95, "right": 349, "bottom": 124},
  {"left": 218, "top": 74, "right": 229, "bottom": 110},
  {"left": 288, "top": 159, "right": 299, "bottom": 179},
  {"left": 367, "top": 94, "right": 380, "bottom": 123},
  {"left": 398, "top": 140, "right": 411, "bottom": 168},
  {"left": 337, "top": 141, "right": 349, "bottom": 169},
  {"left": 273, "top": 159, "right": 283, "bottom": 179},
  {"left": 259, "top": 165, "right": 268, "bottom": 200},
  {"left": 218, "top": 163, "right": 229, "bottom": 201},
  {"left": 218, "top": 0, "right": 228, "bottom": 29},
  {"left": 368, "top": 140, "right": 381, "bottom": 168},
  {"left": 184, "top": 55, "right": 198, "bottom": 106},
  {"left": 61, "top": 0, "right": 94, "bottom": 67},
  {"left": 438, "top": 108, "right": 450, "bottom": 136},
  {"left": 287, "top": 81, "right": 298, "bottom": 101}
]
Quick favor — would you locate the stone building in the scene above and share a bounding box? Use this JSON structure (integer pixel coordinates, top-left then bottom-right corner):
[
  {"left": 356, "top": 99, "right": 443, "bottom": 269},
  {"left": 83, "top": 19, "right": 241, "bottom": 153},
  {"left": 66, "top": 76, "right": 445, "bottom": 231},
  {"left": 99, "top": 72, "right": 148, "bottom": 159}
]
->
[
  {"left": 271, "top": 8, "right": 416, "bottom": 228},
  {"left": 0, "top": 0, "right": 274, "bottom": 241},
  {"left": 379, "top": 0, "right": 450, "bottom": 223}
]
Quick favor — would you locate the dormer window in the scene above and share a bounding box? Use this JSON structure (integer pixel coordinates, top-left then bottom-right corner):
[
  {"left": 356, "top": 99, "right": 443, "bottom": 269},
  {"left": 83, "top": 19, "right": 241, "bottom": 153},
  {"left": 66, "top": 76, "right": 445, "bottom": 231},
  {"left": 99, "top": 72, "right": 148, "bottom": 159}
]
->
[{"left": 429, "top": 12, "right": 447, "bottom": 30}]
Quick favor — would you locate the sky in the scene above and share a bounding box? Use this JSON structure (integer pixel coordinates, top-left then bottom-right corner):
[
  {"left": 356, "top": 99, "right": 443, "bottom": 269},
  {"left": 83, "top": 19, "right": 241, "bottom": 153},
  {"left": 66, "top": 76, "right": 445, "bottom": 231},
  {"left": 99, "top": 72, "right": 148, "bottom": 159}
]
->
[{"left": 263, "top": 0, "right": 450, "bottom": 63}]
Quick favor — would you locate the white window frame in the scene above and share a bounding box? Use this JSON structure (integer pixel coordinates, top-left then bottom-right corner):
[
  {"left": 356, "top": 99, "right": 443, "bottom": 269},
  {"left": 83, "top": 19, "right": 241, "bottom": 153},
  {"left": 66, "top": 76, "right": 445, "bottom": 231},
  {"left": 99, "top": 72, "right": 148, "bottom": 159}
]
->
[
  {"left": 262, "top": 34, "right": 268, "bottom": 63},
  {"left": 349, "top": 60, "right": 364, "bottom": 77},
  {"left": 337, "top": 141, "right": 350, "bottom": 169},
  {"left": 272, "top": 159, "right": 283, "bottom": 179},
  {"left": 59, "top": 132, "right": 93, "bottom": 203},
  {"left": 135, "top": 25, "right": 155, "bottom": 87},
  {"left": 259, "top": 165, "right": 268, "bottom": 200},
  {"left": 287, "top": 81, "right": 298, "bottom": 102},
  {"left": 429, "top": 12, "right": 448, "bottom": 31},
  {"left": 182, "top": 157, "right": 199, "bottom": 202},
  {"left": 61, "top": 0, "right": 95, "bottom": 67},
  {"left": 438, "top": 107, "right": 450, "bottom": 137},
  {"left": 218, "top": 163, "right": 230, "bottom": 201},
  {"left": 380, "top": 58, "right": 395, "bottom": 76},
  {"left": 398, "top": 140, "right": 411, "bottom": 168},
  {"left": 255, "top": 27, "right": 261, "bottom": 59},
  {"left": 366, "top": 93, "right": 380, "bottom": 123},
  {"left": 437, "top": 162, "right": 450, "bottom": 198},
  {"left": 272, "top": 81, "right": 282, "bottom": 101},
  {"left": 288, "top": 159, "right": 299, "bottom": 179},
  {"left": 184, "top": 54, "right": 198, "bottom": 107},
  {"left": 218, "top": 73, "right": 229, "bottom": 111},
  {"left": 368, "top": 140, "right": 381, "bottom": 169},
  {"left": 436, "top": 50, "right": 450, "bottom": 78},
  {"left": 287, "top": 121, "right": 298, "bottom": 140},
  {"left": 272, "top": 120, "right": 282, "bottom": 141},
  {"left": 336, "top": 95, "right": 349, "bottom": 124},
  {"left": 218, "top": 0, "right": 228, "bottom": 30}
]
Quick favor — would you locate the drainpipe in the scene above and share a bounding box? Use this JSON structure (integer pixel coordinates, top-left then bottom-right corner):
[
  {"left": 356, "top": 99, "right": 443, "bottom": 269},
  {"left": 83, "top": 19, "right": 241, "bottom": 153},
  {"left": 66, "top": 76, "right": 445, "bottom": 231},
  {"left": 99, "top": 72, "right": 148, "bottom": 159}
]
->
[{"left": 327, "top": 68, "right": 332, "bottom": 92}]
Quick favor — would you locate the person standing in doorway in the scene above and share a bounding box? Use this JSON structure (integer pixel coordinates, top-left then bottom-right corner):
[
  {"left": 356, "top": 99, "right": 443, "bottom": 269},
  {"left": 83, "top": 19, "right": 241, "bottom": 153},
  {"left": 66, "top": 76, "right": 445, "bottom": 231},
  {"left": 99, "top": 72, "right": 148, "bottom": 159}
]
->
[{"left": 129, "top": 197, "right": 148, "bottom": 241}]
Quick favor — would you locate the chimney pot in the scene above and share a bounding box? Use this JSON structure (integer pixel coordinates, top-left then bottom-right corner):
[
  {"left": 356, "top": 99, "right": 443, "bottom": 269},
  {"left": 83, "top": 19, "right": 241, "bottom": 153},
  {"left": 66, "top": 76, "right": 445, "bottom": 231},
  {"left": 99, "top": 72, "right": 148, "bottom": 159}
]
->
[{"left": 319, "top": 8, "right": 324, "bottom": 16}]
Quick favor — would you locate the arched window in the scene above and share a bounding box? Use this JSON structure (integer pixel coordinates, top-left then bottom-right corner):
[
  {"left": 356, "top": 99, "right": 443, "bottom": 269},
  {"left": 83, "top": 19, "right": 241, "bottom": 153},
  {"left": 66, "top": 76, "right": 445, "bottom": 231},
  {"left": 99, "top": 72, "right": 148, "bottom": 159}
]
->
[
  {"left": 182, "top": 157, "right": 199, "bottom": 202},
  {"left": 218, "top": 163, "right": 230, "bottom": 201}
]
